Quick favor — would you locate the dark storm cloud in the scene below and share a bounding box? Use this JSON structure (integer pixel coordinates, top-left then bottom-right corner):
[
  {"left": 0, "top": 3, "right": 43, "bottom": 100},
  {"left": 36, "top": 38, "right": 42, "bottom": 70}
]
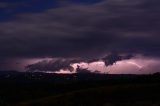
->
[
  {"left": 102, "top": 52, "right": 134, "bottom": 66},
  {"left": 26, "top": 59, "right": 75, "bottom": 72},
  {"left": 0, "top": 0, "right": 160, "bottom": 60},
  {"left": 25, "top": 58, "right": 96, "bottom": 72},
  {"left": 25, "top": 53, "right": 134, "bottom": 72}
]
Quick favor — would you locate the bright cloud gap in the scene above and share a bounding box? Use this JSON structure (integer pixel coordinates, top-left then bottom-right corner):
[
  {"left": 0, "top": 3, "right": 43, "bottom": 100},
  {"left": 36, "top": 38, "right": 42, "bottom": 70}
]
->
[{"left": 24, "top": 54, "right": 160, "bottom": 74}]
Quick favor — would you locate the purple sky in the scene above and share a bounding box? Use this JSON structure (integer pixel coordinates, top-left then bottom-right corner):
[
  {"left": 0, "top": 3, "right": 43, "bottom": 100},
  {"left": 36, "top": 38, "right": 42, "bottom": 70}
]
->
[{"left": 0, "top": 0, "right": 160, "bottom": 74}]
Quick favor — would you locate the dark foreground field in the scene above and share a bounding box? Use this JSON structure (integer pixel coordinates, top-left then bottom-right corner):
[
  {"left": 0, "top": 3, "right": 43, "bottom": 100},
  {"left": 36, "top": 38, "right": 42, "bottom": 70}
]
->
[
  {"left": 15, "top": 83, "right": 160, "bottom": 106},
  {"left": 0, "top": 72, "right": 160, "bottom": 106}
]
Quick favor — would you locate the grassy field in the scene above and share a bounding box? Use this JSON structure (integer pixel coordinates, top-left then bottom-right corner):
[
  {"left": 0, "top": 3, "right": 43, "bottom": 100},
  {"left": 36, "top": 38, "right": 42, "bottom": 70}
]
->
[{"left": 14, "top": 83, "right": 160, "bottom": 106}]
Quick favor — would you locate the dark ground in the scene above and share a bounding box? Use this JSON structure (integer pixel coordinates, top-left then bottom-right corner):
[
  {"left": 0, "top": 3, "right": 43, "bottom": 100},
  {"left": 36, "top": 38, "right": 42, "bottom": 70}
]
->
[{"left": 0, "top": 71, "right": 160, "bottom": 106}]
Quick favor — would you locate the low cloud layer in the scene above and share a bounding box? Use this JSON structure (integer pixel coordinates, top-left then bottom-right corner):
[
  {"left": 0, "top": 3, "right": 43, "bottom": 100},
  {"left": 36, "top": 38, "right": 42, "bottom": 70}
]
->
[
  {"left": 26, "top": 59, "right": 75, "bottom": 72},
  {"left": 26, "top": 53, "right": 134, "bottom": 72}
]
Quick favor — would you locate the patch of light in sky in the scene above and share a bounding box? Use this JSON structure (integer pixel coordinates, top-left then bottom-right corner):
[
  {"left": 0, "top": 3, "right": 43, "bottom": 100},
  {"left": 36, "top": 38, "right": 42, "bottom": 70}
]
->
[{"left": 7, "top": 56, "right": 160, "bottom": 74}]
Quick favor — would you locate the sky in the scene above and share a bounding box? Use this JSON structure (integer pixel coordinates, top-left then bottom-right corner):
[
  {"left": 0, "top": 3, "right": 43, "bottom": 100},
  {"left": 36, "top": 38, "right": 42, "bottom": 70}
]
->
[{"left": 0, "top": 0, "right": 160, "bottom": 74}]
